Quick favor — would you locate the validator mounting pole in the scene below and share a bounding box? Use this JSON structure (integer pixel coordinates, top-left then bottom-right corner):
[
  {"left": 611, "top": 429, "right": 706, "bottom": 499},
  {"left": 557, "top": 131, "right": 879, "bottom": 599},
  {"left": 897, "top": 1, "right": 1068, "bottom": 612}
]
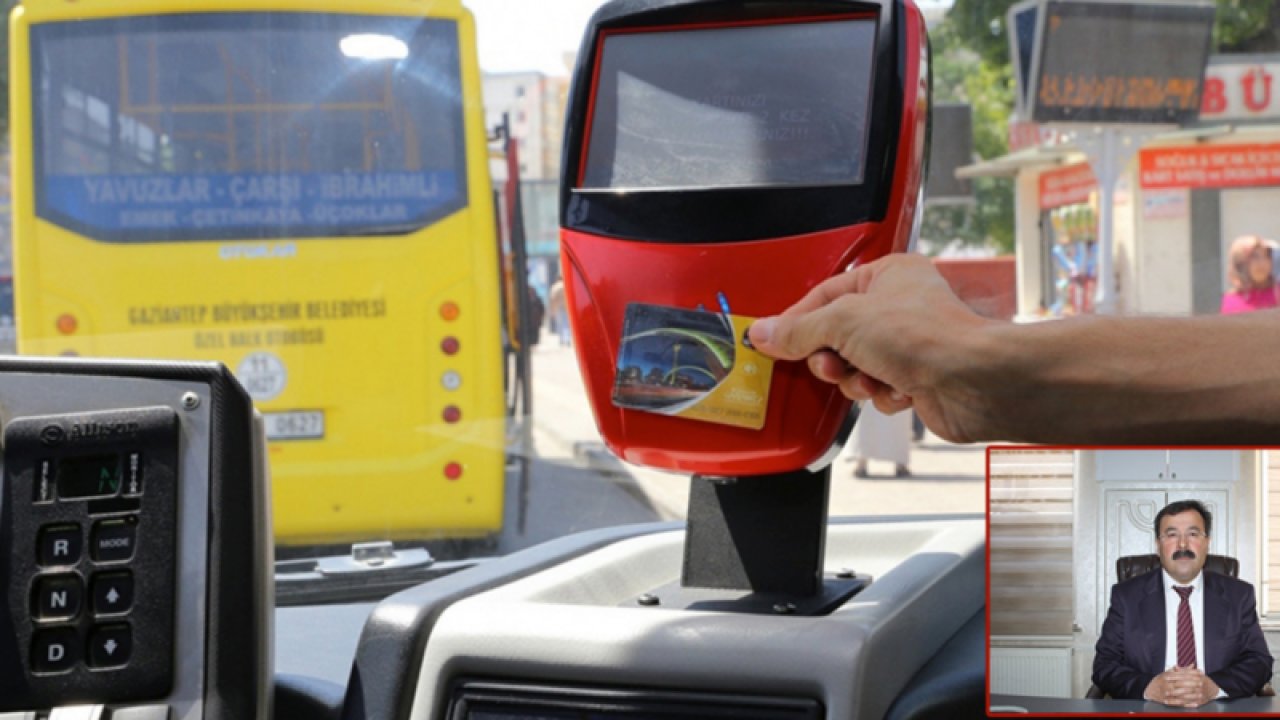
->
[
  {"left": 627, "top": 465, "right": 870, "bottom": 616},
  {"left": 683, "top": 468, "right": 831, "bottom": 595}
]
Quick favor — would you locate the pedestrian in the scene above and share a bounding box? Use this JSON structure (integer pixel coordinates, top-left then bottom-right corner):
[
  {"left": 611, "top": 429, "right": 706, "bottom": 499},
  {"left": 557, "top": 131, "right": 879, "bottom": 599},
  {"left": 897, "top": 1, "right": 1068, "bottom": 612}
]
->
[
  {"left": 547, "top": 279, "right": 570, "bottom": 346},
  {"left": 848, "top": 402, "right": 911, "bottom": 477},
  {"left": 526, "top": 285, "right": 545, "bottom": 346},
  {"left": 1221, "top": 235, "right": 1278, "bottom": 314}
]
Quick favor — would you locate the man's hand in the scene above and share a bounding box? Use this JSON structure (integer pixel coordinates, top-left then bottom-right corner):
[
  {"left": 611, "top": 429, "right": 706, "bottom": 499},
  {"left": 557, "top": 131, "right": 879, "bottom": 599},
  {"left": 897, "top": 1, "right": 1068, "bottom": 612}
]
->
[
  {"left": 1144, "top": 667, "right": 1221, "bottom": 707},
  {"left": 746, "top": 254, "right": 995, "bottom": 443}
]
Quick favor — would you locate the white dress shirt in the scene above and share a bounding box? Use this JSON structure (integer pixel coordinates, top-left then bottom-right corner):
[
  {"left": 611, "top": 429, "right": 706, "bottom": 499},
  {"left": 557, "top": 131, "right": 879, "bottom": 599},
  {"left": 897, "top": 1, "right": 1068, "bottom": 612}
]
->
[{"left": 1161, "top": 569, "right": 1227, "bottom": 699}]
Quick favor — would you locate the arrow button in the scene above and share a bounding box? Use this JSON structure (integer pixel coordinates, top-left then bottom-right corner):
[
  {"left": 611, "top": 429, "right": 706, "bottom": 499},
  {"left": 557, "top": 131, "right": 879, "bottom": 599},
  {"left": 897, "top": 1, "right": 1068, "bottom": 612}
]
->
[
  {"left": 88, "top": 624, "right": 131, "bottom": 668},
  {"left": 91, "top": 571, "right": 134, "bottom": 615}
]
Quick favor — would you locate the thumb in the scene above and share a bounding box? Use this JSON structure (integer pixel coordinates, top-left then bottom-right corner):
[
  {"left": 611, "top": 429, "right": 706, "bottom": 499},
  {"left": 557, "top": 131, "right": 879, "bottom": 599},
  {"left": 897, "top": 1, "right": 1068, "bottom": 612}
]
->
[{"left": 748, "top": 297, "right": 862, "bottom": 362}]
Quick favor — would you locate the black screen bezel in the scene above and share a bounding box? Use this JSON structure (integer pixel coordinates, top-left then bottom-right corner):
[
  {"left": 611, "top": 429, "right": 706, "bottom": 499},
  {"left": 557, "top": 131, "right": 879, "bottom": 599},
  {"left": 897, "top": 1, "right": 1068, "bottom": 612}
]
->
[{"left": 560, "top": 0, "right": 905, "bottom": 244}]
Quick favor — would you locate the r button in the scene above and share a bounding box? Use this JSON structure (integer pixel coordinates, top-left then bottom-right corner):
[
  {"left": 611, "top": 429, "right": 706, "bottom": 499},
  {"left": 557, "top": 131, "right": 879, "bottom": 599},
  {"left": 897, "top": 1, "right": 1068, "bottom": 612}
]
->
[{"left": 38, "top": 525, "right": 82, "bottom": 566}]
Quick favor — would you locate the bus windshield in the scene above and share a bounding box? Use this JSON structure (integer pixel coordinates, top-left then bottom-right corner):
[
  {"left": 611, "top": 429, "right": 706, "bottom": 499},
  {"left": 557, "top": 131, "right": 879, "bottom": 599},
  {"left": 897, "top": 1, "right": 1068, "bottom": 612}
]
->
[{"left": 31, "top": 12, "right": 467, "bottom": 242}]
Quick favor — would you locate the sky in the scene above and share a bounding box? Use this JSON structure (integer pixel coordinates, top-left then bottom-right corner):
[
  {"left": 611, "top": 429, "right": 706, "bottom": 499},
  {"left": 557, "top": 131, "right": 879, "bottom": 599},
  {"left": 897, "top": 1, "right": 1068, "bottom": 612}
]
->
[
  {"left": 464, "top": 0, "right": 612, "bottom": 75},
  {"left": 464, "top": 0, "right": 954, "bottom": 76}
]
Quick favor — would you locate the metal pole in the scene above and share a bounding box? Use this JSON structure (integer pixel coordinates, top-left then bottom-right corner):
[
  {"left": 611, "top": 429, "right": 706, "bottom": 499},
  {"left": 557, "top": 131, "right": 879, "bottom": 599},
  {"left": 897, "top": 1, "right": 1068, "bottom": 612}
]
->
[
  {"left": 1071, "top": 126, "right": 1153, "bottom": 315},
  {"left": 1094, "top": 128, "right": 1117, "bottom": 314}
]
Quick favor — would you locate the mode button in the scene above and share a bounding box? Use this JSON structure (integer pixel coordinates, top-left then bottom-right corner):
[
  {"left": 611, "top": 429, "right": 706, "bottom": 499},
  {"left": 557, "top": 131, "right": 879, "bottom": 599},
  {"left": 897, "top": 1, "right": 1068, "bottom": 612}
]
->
[{"left": 92, "top": 518, "right": 138, "bottom": 563}]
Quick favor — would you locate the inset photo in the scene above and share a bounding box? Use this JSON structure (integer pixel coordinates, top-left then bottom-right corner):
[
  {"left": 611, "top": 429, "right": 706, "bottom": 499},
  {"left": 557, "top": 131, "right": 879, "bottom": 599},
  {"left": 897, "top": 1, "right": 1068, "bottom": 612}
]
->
[{"left": 988, "top": 447, "right": 1280, "bottom": 715}]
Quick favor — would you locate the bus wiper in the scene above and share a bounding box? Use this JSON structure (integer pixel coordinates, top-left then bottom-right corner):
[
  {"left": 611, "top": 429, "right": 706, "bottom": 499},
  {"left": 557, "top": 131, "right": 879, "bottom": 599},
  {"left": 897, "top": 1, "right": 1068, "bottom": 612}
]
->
[{"left": 274, "top": 541, "right": 483, "bottom": 606}]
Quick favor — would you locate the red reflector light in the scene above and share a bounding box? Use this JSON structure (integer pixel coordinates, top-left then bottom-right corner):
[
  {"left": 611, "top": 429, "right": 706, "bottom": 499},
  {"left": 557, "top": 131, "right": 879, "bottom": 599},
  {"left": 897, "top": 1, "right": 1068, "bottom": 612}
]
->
[
  {"left": 56, "top": 314, "right": 78, "bottom": 335},
  {"left": 444, "top": 462, "right": 463, "bottom": 480},
  {"left": 441, "top": 337, "right": 460, "bottom": 355},
  {"left": 443, "top": 406, "right": 462, "bottom": 424}
]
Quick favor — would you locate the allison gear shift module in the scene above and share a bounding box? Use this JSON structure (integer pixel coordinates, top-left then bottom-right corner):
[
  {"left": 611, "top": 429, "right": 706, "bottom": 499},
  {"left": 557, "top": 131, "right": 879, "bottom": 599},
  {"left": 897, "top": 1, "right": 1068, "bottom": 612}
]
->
[{"left": 0, "top": 357, "right": 272, "bottom": 719}]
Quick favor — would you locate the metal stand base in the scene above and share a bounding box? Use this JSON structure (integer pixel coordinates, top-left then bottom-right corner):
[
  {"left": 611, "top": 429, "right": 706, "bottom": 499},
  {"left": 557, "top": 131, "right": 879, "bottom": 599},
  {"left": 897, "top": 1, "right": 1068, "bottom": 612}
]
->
[{"left": 631, "top": 574, "right": 870, "bottom": 616}]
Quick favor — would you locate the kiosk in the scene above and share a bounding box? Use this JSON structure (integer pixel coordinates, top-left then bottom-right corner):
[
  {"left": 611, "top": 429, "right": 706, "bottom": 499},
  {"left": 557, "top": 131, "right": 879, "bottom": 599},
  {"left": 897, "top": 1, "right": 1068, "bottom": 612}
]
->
[{"left": 559, "top": 0, "right": 932, "bottom": 602}]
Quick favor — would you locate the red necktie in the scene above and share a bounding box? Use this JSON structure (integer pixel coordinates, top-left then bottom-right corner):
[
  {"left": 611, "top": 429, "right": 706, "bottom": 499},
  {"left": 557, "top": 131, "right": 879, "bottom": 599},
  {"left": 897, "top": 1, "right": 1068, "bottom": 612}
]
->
[{"left": 1174, "top": 585, "right": 1196, "bottom": 668}]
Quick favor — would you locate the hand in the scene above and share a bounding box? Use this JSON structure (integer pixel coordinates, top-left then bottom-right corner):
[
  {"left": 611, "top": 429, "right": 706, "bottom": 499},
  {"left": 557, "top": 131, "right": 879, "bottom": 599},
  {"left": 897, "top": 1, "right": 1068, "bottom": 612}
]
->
[
  {"left": 1144, "top": 667, "right": 1221, "bottom": 707},
  {"left": 746, "top": 254, "right": 995, "bottom": 443}
]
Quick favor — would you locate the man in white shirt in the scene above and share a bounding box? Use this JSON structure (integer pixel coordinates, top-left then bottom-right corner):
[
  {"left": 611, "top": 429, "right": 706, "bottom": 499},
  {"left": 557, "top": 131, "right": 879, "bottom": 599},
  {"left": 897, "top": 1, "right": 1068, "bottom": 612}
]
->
[{"left": 1092, "top": 500, "right": 1273, "bottom": 707}]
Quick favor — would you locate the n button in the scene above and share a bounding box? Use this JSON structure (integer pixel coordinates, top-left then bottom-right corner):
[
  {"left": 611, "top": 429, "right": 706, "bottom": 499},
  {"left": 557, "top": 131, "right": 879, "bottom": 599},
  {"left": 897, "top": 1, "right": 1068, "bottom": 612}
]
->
[{"left": 33, "top": 574, "right": 83, "bottom": 621}]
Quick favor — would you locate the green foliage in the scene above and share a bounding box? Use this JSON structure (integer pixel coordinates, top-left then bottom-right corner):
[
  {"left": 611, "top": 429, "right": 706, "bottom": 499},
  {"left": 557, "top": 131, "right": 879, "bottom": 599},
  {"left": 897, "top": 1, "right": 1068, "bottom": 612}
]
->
[
  {"left": 920, "top": 9, "right": 1017, "bottom": 254},
  {"left": 1213, "top": 0, "right": 1276, "bottom": 51}
]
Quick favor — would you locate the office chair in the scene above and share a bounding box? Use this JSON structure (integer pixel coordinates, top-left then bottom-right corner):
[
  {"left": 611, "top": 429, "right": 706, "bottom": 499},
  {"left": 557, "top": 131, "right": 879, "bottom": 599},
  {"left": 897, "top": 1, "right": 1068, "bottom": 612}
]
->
[{"left": 1085, "top": 554, "right": 1274, "bottom": 699}]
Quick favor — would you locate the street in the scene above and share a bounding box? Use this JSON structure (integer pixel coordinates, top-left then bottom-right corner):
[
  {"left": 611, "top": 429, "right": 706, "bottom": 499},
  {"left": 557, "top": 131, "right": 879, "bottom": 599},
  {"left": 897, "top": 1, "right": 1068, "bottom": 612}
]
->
[{"left": 496, "top": 335, "right": 987, "bottom": 555}]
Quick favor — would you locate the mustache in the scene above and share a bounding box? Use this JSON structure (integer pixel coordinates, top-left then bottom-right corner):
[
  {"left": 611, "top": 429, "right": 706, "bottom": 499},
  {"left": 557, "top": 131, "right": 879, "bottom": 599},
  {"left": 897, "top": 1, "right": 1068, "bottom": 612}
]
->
[{"left": 1173, "top": 549, "right": 1196, "bottom": 560}]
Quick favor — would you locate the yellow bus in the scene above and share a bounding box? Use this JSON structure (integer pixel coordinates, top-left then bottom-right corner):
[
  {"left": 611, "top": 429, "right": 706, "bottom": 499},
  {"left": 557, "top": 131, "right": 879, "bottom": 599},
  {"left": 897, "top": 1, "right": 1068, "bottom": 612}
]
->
[{"left": 9, "top": 0, "right": 509, "bottom": 546}]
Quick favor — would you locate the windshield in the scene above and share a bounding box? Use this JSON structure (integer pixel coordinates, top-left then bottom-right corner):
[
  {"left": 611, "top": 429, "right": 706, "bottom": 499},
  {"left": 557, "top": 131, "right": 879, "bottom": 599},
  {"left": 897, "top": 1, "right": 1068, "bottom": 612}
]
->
[
  {"left": 9, "top": 0, "right": 1275, "bottom": 608},
  {"left": 31, "top": 12, "right": 466, "bottom": 241}
]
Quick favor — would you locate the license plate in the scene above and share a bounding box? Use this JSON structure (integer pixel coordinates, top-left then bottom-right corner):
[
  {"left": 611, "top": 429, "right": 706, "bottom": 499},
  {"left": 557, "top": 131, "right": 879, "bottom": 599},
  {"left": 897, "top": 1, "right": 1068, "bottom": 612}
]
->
[{"left": 264, "top": 410, "right": 325, "bottom": 440}]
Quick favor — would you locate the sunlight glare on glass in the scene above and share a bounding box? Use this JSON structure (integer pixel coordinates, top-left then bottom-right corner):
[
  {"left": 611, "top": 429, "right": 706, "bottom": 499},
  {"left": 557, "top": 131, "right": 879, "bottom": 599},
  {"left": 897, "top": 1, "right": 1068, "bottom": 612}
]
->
[{"left": 340, "top": 33, "right": 409, "bottom": 61}]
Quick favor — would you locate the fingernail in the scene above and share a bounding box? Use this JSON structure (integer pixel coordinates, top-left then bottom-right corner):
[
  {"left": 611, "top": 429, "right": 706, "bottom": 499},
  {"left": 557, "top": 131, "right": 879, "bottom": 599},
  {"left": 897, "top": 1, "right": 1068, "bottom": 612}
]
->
[
  {"left": 750, "top": 317, "right": 775, "bottom": 345},
  {"left": 890, "top": 390, "right": 906, "bottom": 403}
]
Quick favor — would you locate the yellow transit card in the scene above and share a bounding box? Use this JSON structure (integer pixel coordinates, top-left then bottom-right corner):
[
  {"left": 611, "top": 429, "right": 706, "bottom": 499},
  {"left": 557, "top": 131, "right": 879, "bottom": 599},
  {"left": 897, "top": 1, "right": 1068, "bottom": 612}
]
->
[{"left": 612, "top": 303, "right": 774, "bottom": 430}]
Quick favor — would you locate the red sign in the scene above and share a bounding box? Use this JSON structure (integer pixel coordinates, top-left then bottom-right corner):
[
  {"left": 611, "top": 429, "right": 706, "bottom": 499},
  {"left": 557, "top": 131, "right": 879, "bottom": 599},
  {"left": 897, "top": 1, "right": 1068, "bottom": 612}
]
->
[
  {"left": 1201, "top": 60, "right": 1279, "bottom": 121},
  {"left": 1139, "top": 144, "right": 1280, "bottom": 190},
  {"left": 1008, "top": 120, "right": 1070, "bottom": 152},
  {"left": 1039, "top": 163, "right": 1096, "bottom": 210}
]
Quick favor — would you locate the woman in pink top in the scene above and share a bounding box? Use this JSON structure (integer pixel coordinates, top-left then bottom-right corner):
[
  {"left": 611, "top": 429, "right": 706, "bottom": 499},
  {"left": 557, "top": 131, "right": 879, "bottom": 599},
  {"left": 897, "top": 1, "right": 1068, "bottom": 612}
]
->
[{"left": 1221, "top": 235, "right": 1279, "bottom": 314}]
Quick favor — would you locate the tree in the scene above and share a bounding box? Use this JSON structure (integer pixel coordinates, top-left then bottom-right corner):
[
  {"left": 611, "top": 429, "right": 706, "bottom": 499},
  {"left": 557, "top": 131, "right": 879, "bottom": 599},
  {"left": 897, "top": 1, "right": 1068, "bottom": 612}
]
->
[{"left": 920, "top": 11, "right": 1017, "bottom": 254}]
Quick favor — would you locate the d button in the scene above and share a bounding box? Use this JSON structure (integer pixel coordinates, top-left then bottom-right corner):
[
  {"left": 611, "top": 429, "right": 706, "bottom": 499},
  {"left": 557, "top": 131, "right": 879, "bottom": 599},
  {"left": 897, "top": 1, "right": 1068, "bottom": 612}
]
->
[{"left": 31, "top": 627, "right": 78, "bottom": 673}]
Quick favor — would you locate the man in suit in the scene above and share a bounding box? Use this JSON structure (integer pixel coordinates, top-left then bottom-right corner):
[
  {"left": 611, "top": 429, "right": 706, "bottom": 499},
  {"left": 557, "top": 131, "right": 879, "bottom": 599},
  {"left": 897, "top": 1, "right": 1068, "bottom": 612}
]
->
[{"left": 1092, "top": 500, "right": 1273, "bottom": 707}]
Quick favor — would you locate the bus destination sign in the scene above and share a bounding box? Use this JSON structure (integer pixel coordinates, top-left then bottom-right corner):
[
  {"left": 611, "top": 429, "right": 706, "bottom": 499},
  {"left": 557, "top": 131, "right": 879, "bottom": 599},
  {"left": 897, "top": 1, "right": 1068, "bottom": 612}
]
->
[{"left": 1031, "top": 0, "right": 1215, "bottom": 125}]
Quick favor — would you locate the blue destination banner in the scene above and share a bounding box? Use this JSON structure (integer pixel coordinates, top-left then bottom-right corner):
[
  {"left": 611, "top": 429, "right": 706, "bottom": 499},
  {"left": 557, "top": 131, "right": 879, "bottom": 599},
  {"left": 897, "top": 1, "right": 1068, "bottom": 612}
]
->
[{"left": 44, "top": 170, "right": 461, "bottom": 233}]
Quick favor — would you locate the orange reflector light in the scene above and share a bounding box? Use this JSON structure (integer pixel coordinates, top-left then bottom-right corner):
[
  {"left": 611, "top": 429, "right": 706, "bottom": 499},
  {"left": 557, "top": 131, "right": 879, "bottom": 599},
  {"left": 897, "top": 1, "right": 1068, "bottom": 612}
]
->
[
  {"left": 444, "top": 462, "right": 463, "bottom": 481},
  {"left": 441, "top": 336, "right": 460, "bottom": 355},
  {"left": 440, "top": 302, "right": 460, "bottom": 322},
  {"left": 443, "top": 406, "right": 462, "bottom": 424},
  {"left": 56, "top": 314, "right": 78, "bottom": 335}
]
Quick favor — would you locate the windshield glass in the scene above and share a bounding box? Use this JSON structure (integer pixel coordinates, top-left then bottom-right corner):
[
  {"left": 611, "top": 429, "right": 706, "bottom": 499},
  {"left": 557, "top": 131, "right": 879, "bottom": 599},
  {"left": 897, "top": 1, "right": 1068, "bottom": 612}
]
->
[
  {"left": 9, "top": 0, "right": 1273, "bottom": 607},
  {"left": 31, "top": 12, "right": 466, "bottom": 241}
]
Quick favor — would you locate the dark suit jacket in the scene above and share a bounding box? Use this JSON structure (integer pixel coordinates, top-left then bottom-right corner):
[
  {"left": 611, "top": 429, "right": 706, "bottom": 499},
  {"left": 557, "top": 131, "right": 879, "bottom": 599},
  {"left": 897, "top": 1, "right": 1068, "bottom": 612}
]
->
[{"left": 1092, "top": 569, "right": 1273, "bottom": 699}]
